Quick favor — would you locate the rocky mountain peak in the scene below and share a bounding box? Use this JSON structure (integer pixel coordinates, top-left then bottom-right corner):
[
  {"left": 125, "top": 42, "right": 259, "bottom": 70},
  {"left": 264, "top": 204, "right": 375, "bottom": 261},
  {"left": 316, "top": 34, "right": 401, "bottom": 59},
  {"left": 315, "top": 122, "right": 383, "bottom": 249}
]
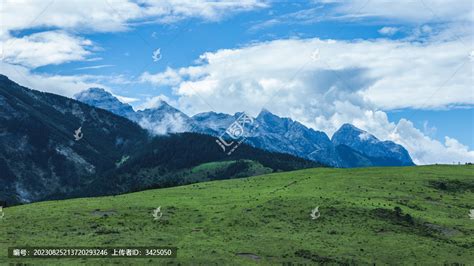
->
[
  {"left": 332, "top": 123, "right": 413, "bottom": 166},
  {"left": 332, "top": 123, "right": 377, "bottom": 144},
  {"left": 74, "top": 88, "right": 135, "bottom": 118},
  {"left": 72, "top": 84, "right": 414, "bottom": 167}
]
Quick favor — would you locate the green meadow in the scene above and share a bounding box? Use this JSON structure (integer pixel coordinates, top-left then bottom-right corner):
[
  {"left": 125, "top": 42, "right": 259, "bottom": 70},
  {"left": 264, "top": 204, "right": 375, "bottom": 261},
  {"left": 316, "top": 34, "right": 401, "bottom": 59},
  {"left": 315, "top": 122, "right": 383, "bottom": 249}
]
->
[{"left": 1, "top": 165, "right": 473, "bottom": 264}]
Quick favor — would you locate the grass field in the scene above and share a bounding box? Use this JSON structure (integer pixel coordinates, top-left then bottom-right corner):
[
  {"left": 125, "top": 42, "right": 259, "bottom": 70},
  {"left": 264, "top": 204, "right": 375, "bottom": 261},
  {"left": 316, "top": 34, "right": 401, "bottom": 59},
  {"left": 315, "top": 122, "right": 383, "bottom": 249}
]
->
[
  {"left": 1, "top": 165, "right": 473, "bottom": 264},
  {"left": 168, "top": 159, "right": 273, "bottom": 184}
]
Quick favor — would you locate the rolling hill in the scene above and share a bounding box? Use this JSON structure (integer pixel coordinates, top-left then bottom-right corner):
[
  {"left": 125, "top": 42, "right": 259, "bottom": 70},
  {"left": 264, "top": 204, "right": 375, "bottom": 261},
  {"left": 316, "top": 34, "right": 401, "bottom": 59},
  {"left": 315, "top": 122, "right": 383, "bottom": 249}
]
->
[
  {"left": 61, "top": 132, "right": 322, "bottom": 199},
  {"left": 1, "top": 165, "right": 472, "bottom": 264}
]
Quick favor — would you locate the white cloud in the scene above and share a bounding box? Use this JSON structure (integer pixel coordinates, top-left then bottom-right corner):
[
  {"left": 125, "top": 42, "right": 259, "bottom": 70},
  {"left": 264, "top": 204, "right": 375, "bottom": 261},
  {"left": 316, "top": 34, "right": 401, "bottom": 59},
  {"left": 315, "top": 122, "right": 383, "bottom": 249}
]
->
[
  {"left": 1, "top": 0, "right": 471, "bottom": 164},
  {"left": 140, "top": 68, "right": 183, "bottom": 86},
  {"left": 157, "top": 38, "right": 472, "bottom": 111},
  {"left": 444, "top": 136, "right": 474, "bottom": 160},
  {"left": 115, "top": 95, "right": 139, "bottom": 104},
  {"left": 0, "top": 0, "right": 267, "bottom": 36},
  {"left": 310, "top": 103, "right": 474, "bottom": 164},
  {"left": 137, "top": 95, "right": 177, "bottom": 110},
  {"left": 140, "top": 0, "right": 268, "bottom": 23},
  {"left": 423, "top": 120, "right": 437, "bottom": 137},
  {"left": 0, "top": 0, "right": 139, "bottom": 35},
  {"left": 0, "top": 0, "right": 268, "bottom": 102},
  {"left": 0, "top": 62, "right": 111, "bottom": 97},
  {"left": 253, "top": 0, "right": 472, "bottom": 40},
  {"left": 140, "top": 36, "right": 474, "bottom": 164},
  {"left": 324, "top": 0, "right": 473, "bottom": 46},
  {"left": 392, "top": 120, "right": 474, "bottom": 164},
  {"left": 249, "top": 7, "right": 323, "bottom": 31},
  {"left": 138, "top": 113, "right": 189, "bottom": 135},
  {"left": 1, "top": 31, "right": 93, "bottom": 68},
  {"left": 378, "top": 26, "right": 399, "bottom": 36},
  {"left": 323, "top": 0, "right": 473, "bottom": 23},
  {"left": 76, "top": 64, "right": 114, "bottom": 71},
  {"left": 0, "top": 0, "right": 267, "bottom": 71}
]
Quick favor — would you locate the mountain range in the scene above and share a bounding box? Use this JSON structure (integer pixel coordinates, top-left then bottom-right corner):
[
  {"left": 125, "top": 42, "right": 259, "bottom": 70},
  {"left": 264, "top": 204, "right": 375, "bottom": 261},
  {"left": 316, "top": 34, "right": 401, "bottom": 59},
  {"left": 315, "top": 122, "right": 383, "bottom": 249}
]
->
[
  {"left": 75, "top": 88, "right": 199, "bottom": 135},
  {"left": 0, "top": 75, "right": 414, "bottom": 205},
  {"left": 75, "top": 88, "right": 414, "bottom": 168},
  {"left": 0, "top": 75, "right": 320, "bottom": 205}
]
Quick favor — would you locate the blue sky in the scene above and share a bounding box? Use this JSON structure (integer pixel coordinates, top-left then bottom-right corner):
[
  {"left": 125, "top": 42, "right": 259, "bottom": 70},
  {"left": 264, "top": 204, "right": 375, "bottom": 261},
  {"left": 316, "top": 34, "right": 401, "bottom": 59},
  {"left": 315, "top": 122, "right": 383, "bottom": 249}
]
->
[{"left": 0, "top": 0, "right": 473, "bottom": 164}]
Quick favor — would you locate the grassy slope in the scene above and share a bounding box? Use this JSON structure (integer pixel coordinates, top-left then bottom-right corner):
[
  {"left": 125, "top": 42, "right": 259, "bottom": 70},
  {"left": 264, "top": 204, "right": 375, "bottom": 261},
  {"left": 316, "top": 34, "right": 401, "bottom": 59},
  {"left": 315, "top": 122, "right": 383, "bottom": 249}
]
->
[
  {"left": 1, "top": 165, "right": 473, "bottom": 265},
  {"left": 186, "top": 160, "right": 272, "bottom": 179},
  {"left": 137, "top": 160, "right": 273, "bottom": 186}
]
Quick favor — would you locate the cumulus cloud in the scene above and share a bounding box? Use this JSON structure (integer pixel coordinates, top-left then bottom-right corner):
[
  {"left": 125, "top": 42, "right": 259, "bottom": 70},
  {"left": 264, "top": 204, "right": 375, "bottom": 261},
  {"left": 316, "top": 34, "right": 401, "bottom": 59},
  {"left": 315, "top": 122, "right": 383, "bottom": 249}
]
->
[
  {"left": 0, "top": 0, "right": 138, "bottom": 35},
  {"left": 140, "top": 68, "right": 183, "bottom": 87},
  {"left": 391, "top": 120, "right": 474, "bottom": 164},
  {"left": 444, "top": 136, "right": 474, "bottom": 161},
  {"left": 139, "top": 36, "right": 473, "bottom": 164},
  {"left": 1, "top": 31, "right": 93, "bottom": 68},
  {"left": 0, "top": 0, "right": 267, "bottom": 36},
  {"left": 149, "top": 37, "right": 472, "bottom": 111},
  {"left": 423, "top": 120, "right": 437, "bottom": 137},
  {"left": 378, "top": 26, "right": 399, "bottom": 36}
]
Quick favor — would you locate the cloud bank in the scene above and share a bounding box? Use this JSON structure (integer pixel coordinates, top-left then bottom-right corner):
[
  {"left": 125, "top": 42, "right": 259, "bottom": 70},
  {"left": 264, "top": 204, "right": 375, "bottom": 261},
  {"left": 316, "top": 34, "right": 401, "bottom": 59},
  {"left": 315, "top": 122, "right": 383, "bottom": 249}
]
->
[{"left": 140, "top": 37, "right": 474, "bottom": 164}]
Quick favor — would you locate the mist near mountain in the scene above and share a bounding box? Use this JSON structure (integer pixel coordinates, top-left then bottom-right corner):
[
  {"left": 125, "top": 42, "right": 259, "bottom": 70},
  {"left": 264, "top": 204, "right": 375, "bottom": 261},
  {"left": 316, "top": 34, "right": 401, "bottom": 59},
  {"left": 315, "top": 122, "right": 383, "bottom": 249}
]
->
[{"left": 75, "top": 87, "right": 415, "bottom": 167}]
